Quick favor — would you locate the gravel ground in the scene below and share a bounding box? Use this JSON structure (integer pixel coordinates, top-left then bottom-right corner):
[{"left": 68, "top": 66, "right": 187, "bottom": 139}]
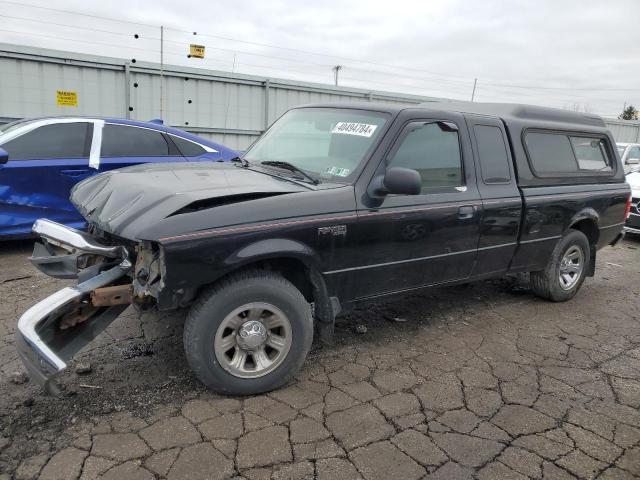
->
[{"left": 1, "top": 238, "right": 639, "bottom": 479}]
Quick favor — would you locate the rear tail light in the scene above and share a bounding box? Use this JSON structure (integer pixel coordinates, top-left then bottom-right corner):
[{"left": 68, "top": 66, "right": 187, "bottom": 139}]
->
[{"left": 625, "top": 194, "right": 632, "bottom": 220}]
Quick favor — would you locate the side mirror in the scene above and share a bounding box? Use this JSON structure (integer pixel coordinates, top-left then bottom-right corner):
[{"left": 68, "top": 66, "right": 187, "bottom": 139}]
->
[
  {"left": 370, "top": 167, "right": 422, "bottom": 196},
  {"left": 0, "top": 147, "right": 8, "bottom": 164},
  {"left": 627, "top": 157, "right": 640, "bottom": 165}
]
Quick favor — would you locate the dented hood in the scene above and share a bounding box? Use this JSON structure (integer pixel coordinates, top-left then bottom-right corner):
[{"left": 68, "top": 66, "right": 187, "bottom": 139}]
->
[{"left": 71, "top": 162, "right": 309, "bottom": 239}]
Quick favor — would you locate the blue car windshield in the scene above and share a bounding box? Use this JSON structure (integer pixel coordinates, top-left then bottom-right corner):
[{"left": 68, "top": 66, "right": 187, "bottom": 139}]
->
[{"left": 243, "top": 108, "right": 388, "bottom": 183}]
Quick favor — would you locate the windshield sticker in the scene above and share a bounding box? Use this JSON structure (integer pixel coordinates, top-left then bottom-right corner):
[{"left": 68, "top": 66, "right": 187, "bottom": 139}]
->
[
  {"left": 332, "top": 122, "right": 377, "bottom": 137},
  {"left": 326, "top": 166, "right": 351, "bottom": 177}
]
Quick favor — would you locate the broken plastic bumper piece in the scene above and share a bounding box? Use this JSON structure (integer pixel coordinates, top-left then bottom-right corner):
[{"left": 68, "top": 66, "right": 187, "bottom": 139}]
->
[{"left": 15, "top": 219, "right": 132, "bottom": 395}]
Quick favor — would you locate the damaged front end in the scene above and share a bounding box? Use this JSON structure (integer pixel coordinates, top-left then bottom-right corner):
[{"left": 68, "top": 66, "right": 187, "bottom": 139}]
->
[{"left": 16, "top": 219, "right": 134, "bottom": 394}]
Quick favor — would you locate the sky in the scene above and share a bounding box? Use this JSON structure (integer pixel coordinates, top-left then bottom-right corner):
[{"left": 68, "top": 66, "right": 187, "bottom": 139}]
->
[{"left": 1, "top": 0, "right": 639, "bottom": 118}]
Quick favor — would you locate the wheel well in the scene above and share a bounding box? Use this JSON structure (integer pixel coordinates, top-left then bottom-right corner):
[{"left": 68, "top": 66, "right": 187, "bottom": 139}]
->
[
  {"left": 570, "top": 218, "right": 599, "bottom": 247},
  {"left": 225, "top": 257, "right": 315, "bottom": 302},
  {"left": 262, "top": 258, "right": 314, "bottom": 302},
  {"left": 215, "top": 257, "right": 337, "bottom": 343},
  {"left": 569, "top": 218, "right": 598, "bottom": 277}
]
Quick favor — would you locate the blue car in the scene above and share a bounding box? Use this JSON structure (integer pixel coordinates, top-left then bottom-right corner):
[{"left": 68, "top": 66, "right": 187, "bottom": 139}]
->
[{"left": 0, "top": 117, "right": 238, "bottom": 239}]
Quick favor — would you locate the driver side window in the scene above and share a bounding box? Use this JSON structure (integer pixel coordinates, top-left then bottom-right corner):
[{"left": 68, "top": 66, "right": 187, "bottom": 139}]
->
[
  {"left": 2, "top": 122, "right": 90, "bottom": 161},
  {"left": 387, "top": 121, "right": 463, "bottom": 192}
]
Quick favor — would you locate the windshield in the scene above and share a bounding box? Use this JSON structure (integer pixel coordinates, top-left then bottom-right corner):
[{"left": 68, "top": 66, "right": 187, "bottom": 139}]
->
[
  {"left": 243, "top": 108, "right": 388, "bottom": 182},
  {"left": 617, "top": 145, "right": 626, "bottom": 156}
]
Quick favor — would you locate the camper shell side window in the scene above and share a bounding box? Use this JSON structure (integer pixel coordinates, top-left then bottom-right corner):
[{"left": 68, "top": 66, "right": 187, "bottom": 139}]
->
[{"left": 522, "top": 129, "right": 616, "bottom": 179}]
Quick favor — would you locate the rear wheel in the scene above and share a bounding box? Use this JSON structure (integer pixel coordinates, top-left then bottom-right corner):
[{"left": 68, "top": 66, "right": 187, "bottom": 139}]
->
[
  {"left": 530, "top": 229, "right": 590, "bottom": 302},
  {"left": 183, "top": 270, "right": 313, "bottom": 395}
]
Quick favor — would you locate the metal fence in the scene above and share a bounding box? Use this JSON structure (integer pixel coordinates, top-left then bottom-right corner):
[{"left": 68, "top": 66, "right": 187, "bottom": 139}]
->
[
  {"left": 2, "top": 43, "right": 638, "bottom": 149},
  {"left": 0, "top": 43, "right": 440, "bottom": 150},
  {"left": 601, "top": 118, "right": 640, "bottom": 143}
]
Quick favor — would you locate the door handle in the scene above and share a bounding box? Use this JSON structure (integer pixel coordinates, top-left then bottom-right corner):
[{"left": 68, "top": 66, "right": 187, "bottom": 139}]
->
[
  {"left": 458, "top": 205, "right": 476, "bottom": 219},
  {"left": 61, "top": 169, "right": 90, "bottom": 177}
]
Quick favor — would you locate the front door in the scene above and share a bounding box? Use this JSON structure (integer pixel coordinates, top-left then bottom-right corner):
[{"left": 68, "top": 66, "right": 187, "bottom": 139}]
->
[
  {"left": 350, "top": 112, "right": 482, "bottom": 299},
  {"left": 0, "top": 121, "right": 94, "bottom": 236}
]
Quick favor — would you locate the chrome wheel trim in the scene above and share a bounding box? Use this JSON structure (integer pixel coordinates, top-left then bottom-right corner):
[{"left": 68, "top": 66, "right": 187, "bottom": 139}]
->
[
  {"left": 214, "top": 302, "right": 292, "bottom": 379},
  {"left": 558, "top": 245, "right": 584, "bottom": 291}
]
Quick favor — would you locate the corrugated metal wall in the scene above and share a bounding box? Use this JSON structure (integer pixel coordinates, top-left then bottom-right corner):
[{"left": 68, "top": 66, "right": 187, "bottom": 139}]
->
[
  {"left": 602, "top": 118, "right": 640, "bottom": 143},
  {"left": 0, "top": 44, "right": 438, "bottom": 150},
  {"left": 1, "top": 53, "right": 126, "bottom": 119},
  {"left": 2, "top": 43, "right": 638, "bottom": 149}
]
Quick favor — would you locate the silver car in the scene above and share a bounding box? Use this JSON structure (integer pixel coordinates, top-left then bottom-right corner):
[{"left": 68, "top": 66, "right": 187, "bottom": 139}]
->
[{"left": 617, "top": 142, "right": 640, "bottom": 173}]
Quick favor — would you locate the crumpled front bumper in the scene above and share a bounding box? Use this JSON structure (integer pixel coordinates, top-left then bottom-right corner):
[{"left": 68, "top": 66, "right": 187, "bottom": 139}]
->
[{"left": 16, "top": 219, "right": 132, "bottom": 394}]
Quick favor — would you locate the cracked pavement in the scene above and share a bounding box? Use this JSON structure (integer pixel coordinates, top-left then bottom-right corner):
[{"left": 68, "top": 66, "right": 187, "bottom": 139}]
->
[{"left": 1, "top": 238, "right": 640, "bottom": 479}]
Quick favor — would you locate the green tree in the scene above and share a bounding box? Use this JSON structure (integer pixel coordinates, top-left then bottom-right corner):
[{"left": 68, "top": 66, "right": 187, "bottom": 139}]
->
[{"left": 619, "top": 105, "right": 639, "bottom": 120}]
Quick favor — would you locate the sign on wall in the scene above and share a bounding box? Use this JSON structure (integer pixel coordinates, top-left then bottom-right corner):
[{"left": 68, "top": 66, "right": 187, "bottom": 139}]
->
[
  {"left": 56, "top": 90, "right": 78, "bottom": 107},
  {"left": 189, "top": 44, "right": 205, "bottom": 59}
]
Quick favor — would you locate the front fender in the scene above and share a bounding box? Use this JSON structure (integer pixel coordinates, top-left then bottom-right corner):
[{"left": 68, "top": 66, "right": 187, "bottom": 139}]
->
[
  {"left": 156, "top": 237, "right": 324, "bottom": 309},
  {"left": 225, "top": 237, "right": 321, "bottom": 270}
]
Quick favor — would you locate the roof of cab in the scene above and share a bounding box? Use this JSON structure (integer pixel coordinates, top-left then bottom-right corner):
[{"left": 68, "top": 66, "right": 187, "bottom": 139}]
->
[{"left": 296, "top": 101, "right": 607, "bottom": 128}]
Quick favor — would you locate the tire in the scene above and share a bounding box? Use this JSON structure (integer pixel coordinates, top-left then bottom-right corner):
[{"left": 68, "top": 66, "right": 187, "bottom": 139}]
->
[
  {"left": 530, "top": 229, "right": 590, "bottom": 302},
  {"left": 183, "top": 270, "right": 313, "bottom": 395}
]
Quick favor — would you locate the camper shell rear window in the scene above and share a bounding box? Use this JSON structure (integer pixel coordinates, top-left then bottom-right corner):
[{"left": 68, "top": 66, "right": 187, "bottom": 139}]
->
[{"left": 523, "top": 129, "right": 615, "bottom": 177}]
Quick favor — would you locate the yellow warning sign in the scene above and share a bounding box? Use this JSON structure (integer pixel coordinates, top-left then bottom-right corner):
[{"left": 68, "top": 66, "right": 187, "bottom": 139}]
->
[
  {"left": 189, "top": 44, "right": 205, "bottom": 59},
  {"left": 56, "top": 90, "right": 78, "bottom": 107}
]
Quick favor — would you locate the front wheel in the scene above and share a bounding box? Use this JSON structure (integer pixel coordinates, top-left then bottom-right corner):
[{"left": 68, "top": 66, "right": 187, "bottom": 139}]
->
[
  {"left": 183, "top": 270, "right": 313, "bottom": 395},
  {"left": 530, "top": 229, "right": 590, "bottom": 302}
]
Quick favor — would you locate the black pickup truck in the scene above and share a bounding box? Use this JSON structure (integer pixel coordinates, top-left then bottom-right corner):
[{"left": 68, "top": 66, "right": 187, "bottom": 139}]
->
[{"left": 17, "top": 102, "right": 631, "bottom": 395}]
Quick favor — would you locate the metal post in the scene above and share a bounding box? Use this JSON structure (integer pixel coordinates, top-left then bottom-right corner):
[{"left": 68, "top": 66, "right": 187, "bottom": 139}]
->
[
  {"left": 223, "top": 54, "right": 237, "bottom": 132},
  {"left": 471, "top": 78, "right": 477, "bottom": 102},
  {"left": 264, "top": 79, "right": 270, "bottom": 130},
  {"left": 160, "top": 25, "right": 164, "bottom": 119},
  {"left": 124, "top": 61, "right": 131, "bottom": 119},
  {"left": 333, "top": 66, "right": 342, "bottom": 86}
]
